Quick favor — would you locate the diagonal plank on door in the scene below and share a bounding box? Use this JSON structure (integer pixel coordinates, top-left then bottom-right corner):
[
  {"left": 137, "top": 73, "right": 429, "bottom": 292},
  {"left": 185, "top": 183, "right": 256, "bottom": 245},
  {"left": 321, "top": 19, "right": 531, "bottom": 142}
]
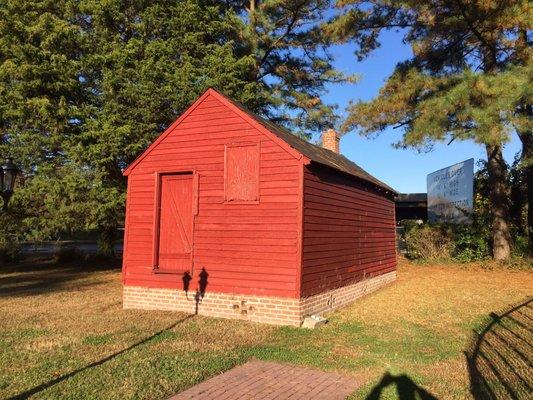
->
[{"left": 168, "top": 186, "right": 192, "bottom": 252}]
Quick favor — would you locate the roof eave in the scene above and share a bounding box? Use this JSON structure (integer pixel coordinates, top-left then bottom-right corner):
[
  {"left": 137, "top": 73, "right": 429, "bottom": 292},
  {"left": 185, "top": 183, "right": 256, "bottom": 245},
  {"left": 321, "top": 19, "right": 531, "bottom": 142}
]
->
[{"left": 308, "top": 159, "right": 398, "bottom": 196}]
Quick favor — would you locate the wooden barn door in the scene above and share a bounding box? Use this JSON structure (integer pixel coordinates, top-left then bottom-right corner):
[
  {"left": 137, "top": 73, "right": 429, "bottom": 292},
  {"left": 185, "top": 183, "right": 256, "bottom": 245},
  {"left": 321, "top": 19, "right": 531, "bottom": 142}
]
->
[{"left": 157, "top": 174, "right": 194, "bottom": 273}]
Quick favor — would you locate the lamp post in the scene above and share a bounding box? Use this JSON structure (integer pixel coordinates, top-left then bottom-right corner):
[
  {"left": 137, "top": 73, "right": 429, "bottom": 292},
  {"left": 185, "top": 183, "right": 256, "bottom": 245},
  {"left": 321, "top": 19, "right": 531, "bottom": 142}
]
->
[{"left": 1, "top": 158, "right": 19, "bottom": 211}]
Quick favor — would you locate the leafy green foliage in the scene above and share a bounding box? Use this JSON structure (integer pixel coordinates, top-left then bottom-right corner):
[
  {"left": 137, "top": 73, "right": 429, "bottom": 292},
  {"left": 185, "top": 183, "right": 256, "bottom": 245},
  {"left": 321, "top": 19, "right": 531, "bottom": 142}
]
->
[
  {"left": 327, "top": 0, "right": 532, "bottom": 149},
  {"left": 403, "top": 157, "right": 530, "bottom": 263},
  {"left": 228, "top": 0, "right": 353, "bottom": 134},
  {"left": 326, "top": 0, "right": 532, "bottom": 260},
  {"left": 403, "top": 223, "right": 491, "bottom": 263},
  {"left": 0, "top": 0, "right": 348, "bottom": 250},
  {"left": 343, "top": 65, "right": 532, "bottom": 151},
  {"left": 0, "top": 211, "right": 22, "bottom": 263},
  {"left": 452, "top": 224, "right": 491, "bottom": 262}
]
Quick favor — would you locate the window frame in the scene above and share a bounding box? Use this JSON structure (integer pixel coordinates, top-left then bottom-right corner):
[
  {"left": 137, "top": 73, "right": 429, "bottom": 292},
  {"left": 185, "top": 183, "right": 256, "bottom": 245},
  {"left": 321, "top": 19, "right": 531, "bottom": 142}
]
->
[{"left": 223, "top": 142, "right": 260, "bottom": 204}]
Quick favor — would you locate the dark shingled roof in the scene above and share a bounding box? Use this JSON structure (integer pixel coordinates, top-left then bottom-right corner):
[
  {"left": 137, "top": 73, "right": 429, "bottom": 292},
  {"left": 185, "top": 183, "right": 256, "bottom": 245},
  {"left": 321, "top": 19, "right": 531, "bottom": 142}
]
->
[
  {"left": 224, "top": 95, "right": 397, "bottom": 194},
  {"left": 396, "top": 193, "right": 427, "bottom": 203}
]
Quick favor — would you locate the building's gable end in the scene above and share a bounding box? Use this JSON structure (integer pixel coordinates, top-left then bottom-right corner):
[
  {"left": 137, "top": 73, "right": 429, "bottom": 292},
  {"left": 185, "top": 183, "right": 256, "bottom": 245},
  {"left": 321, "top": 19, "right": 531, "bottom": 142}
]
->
[
  {"left": 122, "top": 89, "right": 304, "bottom": 299},
  {"left": 209, "top": 90, "right": 304, "bottom": 161},
  {"left": 124, "top": 89, "right": 303, "bottom": 176}
]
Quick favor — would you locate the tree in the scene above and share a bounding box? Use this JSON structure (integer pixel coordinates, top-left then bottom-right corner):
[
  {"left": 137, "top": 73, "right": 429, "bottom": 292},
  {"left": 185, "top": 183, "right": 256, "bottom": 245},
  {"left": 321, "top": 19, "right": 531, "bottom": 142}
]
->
[
  {"left": 0, "top": 0, "right": 349, "bottom": 255},
  {"left": 74, "top": 0, "right": 349, "bottom": 254},
  {"left": 327, "top": 0, "right": 532, "bottom": 260},
  {"left": 72, "top": 0, "right": 267, "bottom": 255},
  {"left": 0, "top": 0, "right": 263, "bottom": 255},
  {"left": 0, "top": 0, "right": 91, "bottom": 245},
  {"left": 226, "top": 0, "right": 351, "bottom": 134},
  {"left": 509, "top": 153, "right": 528, "bottom": 236}
]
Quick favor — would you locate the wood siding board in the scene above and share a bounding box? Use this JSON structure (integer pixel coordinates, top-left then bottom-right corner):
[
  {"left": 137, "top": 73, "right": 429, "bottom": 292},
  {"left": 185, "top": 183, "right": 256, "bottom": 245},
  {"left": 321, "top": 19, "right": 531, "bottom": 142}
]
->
[
  {"left": 296, "top": 159, "right": 304, "bottom": 299},
  {"left": 301, "top": 165, "right": 397, "bottom": 297},
  {"left": 123, "top": 91, "right": 301, "bottom": 298}
]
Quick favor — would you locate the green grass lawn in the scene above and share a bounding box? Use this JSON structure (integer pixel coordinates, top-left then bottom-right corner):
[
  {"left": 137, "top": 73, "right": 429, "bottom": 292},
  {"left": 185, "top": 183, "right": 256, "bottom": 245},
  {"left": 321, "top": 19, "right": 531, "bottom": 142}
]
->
[{"left": 0, "top": 258, "right": 531, "bottom": 399}]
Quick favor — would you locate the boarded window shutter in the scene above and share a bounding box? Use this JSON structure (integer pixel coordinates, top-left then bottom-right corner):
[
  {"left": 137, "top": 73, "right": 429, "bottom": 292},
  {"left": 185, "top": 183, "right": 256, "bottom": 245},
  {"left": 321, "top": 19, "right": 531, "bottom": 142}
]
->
[{"left": 225, "top": 143, "right": 260, "bottom": 202}]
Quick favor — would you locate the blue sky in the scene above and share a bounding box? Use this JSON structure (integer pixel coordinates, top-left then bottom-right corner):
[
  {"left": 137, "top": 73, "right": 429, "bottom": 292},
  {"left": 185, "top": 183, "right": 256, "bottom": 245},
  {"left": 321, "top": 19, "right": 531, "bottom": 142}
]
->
[{"left": 316, "top": 30, "right": 522, "bottom": 193}]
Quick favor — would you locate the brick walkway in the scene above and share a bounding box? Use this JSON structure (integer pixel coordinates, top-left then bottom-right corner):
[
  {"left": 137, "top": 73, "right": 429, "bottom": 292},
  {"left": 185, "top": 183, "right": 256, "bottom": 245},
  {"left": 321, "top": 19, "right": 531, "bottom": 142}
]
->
[{"left": 169, "top": 360, "right": 359, "bottom": 400}]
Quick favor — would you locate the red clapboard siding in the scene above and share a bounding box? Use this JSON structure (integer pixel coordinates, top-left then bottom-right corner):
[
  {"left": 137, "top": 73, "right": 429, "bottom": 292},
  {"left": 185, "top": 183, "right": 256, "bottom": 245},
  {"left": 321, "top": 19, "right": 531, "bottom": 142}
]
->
[
  {"left": 123, "top": 88, "right": 397, "bottom": 302},
  {"left": 123, "top": 91, "right": 302, "bottom": 298},
  {"left": 300, "top": 164, "right": 397, "bottom": 297}
]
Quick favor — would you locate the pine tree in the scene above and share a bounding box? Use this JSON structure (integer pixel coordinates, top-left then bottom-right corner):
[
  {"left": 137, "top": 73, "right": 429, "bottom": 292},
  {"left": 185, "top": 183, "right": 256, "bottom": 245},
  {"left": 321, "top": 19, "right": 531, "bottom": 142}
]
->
[
  {"left": 227, "top": 0, "right": 352, "bottom": 135},
  {"left": 327, "top": 0, "right": 532, "bottom": 260},
  {"left": 0, "top": 0, "right": 90, "bottom": 245},
  {"left": 72, "top": 0, "right": 265, "bottom": 255},
  {"left": 0, "top": 0, "right": 349, "bottom": 254}
]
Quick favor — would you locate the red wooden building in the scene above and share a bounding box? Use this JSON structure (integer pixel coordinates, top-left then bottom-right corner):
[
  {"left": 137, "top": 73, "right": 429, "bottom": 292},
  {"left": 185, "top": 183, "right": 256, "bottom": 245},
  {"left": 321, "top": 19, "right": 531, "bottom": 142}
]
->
[{"left": 122, "top": 88, "right": 397, "bottom": 326}]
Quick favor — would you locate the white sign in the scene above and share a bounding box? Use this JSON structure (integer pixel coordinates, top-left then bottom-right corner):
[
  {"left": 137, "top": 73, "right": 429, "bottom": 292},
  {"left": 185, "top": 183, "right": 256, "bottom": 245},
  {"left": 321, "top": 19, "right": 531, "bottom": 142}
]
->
[{"left": 427, "top": 159, "right": 474, "bottom": 223}]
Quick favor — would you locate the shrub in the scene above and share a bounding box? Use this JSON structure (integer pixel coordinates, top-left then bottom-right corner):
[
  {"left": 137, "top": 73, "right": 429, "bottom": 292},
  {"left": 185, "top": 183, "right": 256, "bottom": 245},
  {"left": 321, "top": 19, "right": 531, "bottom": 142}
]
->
[
  {"left": 0, "top": 215, "right": 22, "bottom": 264},
  {"left": 511, "top": 234, "right": 530, "bottom": 258},
  {"left": 502, "top": 255, "right": 533, "bottom": 270},
  {"left": 452, "top": 224, "right": 490, "bottom": 262},
  {"left": 403, "top": 222, "right": 491, "bottom": 263},
  {"left": 404, "top": 224, "right": 454, "bottom": 261},
  {"left": 0, "top": 242, "right": 21, "bottom": 264}
]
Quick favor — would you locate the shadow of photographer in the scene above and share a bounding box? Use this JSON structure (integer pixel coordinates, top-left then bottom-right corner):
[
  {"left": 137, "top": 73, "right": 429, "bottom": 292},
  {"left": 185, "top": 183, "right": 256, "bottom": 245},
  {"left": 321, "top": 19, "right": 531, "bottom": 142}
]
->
[
  {"left": 365, "top": 372, "right": 438, "bottom": 400},
  {"left": 182, "top": 267, "right": 209, "bottom": 315}
]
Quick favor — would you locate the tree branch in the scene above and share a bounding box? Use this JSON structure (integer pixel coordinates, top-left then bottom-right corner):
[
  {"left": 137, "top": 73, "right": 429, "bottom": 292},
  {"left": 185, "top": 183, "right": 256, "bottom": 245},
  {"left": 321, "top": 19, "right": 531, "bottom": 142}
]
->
[
  {"left": 393, "top": 119, "right": 412, "bottom": 129},
  {"left": 454, "top": 0, "right": 498, "bottom": 70},
  {"left": 256, "top": 1, "right": 307, "bottom": 71}
]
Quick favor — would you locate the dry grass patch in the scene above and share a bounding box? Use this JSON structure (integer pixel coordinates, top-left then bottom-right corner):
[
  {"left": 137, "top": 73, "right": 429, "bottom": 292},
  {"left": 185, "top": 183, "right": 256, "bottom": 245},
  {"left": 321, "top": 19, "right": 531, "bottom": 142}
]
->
[{"left": 0, "top": 257, "right": 531, "bottom": 399}]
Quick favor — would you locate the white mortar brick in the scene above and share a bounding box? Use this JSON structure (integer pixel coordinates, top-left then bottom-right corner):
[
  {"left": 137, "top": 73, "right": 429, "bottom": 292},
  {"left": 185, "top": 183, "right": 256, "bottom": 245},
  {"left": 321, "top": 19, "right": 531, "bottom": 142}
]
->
[{"left": 123, "top": 271, "right": 396, "bottom": 326}]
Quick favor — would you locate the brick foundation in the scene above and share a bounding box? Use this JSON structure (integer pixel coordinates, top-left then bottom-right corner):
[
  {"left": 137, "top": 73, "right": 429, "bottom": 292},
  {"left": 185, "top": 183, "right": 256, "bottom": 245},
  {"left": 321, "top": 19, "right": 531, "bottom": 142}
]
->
[
  {"left": 123, "top": 271, "right": 396, "bottom": 326},
  {"left": 123, "top": 286, "right": 302, "bottom": 326},
  {"left": 301, "top": 271, "right": 397, "bottom": 317}
]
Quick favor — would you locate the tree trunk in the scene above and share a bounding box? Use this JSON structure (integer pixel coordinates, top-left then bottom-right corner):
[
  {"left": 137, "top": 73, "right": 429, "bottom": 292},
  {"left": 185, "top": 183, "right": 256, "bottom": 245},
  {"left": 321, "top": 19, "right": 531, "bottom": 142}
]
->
[
  {"left": 517, "top": 130, "right": 533, "bottom": 253},
  {"left": 485, "top": 144, "right": 512, "bottom": 261},
  {"left": 97, "top": 226, "right": 116, "bottom": 258}
]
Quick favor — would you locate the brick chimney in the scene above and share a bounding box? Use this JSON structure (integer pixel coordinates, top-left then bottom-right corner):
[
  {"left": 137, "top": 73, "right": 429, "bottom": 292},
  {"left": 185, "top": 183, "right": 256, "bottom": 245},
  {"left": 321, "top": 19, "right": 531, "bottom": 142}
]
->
[{"left": 322, "top": 129, "right": 339, "bottom": 153}]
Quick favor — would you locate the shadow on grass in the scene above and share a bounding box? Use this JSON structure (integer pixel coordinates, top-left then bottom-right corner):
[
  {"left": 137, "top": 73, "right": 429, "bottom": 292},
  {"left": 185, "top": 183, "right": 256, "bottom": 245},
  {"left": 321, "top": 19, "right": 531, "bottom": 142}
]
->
[
  {"left": 0, "top": 257, "right": 121, "bottom": 298},
  {"left": 1, "top": 255, "right": 121, "bottom": 274},
  {"left": 365, "top": 372, "right": 438, "bottom": 400},
  {"left": 465, "top": 297, "right": 532, "bottom": 400},
  {"left": 8, "top": 315, "right": 194, "bottom": 400}
]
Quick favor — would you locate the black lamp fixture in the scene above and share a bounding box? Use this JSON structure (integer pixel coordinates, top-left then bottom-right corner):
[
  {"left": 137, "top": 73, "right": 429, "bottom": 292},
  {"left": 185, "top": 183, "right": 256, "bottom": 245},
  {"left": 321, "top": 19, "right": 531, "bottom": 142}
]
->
[{"left": 1, "top": 158, "right": 19, "bottom": 211}]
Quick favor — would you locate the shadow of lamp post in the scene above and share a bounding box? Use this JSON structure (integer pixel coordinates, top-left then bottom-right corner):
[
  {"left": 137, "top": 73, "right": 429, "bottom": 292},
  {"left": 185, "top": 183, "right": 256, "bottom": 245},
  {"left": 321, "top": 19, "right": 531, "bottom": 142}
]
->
[{"left": 0, "top": 158, "right": 19, "bottom": 211}]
